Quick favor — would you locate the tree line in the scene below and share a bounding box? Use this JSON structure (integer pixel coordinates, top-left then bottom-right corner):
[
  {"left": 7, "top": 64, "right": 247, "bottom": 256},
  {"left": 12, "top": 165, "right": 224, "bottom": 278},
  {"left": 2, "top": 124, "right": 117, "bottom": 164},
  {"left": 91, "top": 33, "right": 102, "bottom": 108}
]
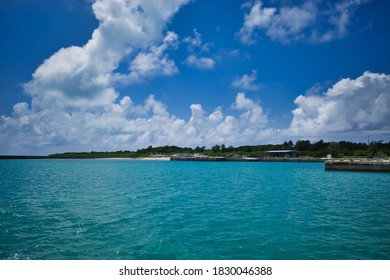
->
[{"left": 48, "top": 140, "right": 390, "bottom": 159}]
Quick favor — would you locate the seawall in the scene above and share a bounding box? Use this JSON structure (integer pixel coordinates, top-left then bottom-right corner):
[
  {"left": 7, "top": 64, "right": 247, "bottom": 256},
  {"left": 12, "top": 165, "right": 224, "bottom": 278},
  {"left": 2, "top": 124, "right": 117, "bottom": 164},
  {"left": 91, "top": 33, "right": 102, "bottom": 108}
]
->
[
  {"left": 325, "top": 159, "right": 390, "bottom": 172},
  {"left": 170, "top": 156, "right": 323, "bottom": 162}
]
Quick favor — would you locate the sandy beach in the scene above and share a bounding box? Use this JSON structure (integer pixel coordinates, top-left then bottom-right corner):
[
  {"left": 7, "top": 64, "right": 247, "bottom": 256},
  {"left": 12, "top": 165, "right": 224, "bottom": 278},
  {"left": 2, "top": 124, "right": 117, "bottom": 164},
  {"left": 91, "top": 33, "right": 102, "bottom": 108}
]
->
[
  {"left": 137, "top": 157, "right": 170, "bottom": 161},
  {"left": 94, "top": 157, "right": 170, "bottom": 161}
]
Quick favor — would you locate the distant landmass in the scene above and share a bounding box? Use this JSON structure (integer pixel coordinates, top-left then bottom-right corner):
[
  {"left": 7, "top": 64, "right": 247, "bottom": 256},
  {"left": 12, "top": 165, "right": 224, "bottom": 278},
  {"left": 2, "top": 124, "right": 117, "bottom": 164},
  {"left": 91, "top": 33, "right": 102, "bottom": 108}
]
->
[
  {"left": 0, "top": 155, "right": 48, "bottom": 159},
  {"left": 1, "top": 140, "right": 388, "bottom": 159},
  {"left": 45, "top": 140, "right": 389, "bottom": 159}
]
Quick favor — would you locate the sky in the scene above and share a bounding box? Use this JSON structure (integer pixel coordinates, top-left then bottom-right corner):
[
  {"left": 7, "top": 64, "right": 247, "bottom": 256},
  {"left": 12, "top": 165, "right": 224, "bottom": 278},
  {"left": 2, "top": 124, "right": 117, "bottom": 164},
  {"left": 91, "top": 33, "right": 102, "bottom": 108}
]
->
[{"left": 0, "top": 0, "right": 389, "bottom": 155}]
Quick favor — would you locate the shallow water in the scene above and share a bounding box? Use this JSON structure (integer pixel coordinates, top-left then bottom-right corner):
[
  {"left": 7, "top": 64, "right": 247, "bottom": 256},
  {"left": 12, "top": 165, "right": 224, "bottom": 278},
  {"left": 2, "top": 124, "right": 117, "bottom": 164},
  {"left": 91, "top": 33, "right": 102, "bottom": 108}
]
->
[{"left": 0, "top": 159, "right": 389, "bottom": 259}]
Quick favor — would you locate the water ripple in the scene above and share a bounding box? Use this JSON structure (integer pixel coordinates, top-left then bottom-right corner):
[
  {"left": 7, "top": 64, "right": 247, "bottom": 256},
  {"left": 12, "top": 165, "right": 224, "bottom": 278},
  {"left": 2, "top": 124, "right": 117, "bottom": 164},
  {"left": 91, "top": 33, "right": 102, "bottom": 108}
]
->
[{"left": 0, "top": 160, "right": 389, "bottom": 259}]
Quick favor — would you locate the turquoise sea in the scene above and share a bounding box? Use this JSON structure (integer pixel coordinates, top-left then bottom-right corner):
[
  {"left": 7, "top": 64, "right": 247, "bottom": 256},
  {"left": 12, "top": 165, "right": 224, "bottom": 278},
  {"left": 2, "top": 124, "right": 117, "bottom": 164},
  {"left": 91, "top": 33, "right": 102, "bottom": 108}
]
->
[{"left": 0, "top": 159, "right": 389, "bottom": 260}]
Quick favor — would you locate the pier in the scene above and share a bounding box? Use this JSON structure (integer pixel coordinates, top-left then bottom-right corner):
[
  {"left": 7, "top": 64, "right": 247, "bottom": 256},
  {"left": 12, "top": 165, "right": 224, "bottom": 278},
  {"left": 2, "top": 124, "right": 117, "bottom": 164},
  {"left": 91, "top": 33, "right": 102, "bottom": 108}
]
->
[{"left": 325, "top": 159, "right": 390, "bottom": 172}]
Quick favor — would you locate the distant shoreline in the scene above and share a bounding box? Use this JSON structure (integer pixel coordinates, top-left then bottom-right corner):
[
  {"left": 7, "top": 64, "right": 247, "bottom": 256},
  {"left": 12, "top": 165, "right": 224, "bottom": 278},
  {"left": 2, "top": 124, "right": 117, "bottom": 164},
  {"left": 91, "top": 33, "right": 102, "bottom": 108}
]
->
[
  {"left": 0, "top": 155, "right": 321, "bottom": 162},
  {"left": 6, "top": 140, "right": 386, "bottom": 160},
  {"left": 0, "top": 155, "right": 172, "bottom": 161},
  {"left": 0, "top": 155, "right": 48, "bottom": 159},
  {"left": 94, "top": 157, "right": 170, "bottom": 161},
  {"left": 170, "top": 156, "right": 323, "bottom": 162}
]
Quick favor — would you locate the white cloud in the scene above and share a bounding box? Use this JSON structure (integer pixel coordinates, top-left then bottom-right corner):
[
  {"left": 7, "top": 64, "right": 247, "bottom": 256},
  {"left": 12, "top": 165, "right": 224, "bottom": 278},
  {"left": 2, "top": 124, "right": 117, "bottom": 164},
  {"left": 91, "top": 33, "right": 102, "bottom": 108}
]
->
[
  {"left": 233, "top": 92, "right": 267, "bottom": 126},
  {"left": 232, "top": 70, "right": 261, "bottom": 90},
  {"left": 0, "top": 0, "right": 192, "bottom": 154},
  {"left": 24, "top": 0, "right": 189, "bottom": 109},
  {"left": 183, "top": 29, "right": 216, "bottom": 70},
  {"left": 186, "top": 92, "right": 268, "bottom": 145},
  {"left": 1, "top": 1, "right": 387, "bottom": 155},
  {"left": 0, "top": 92, "right": 269, "bottom": 154},
  {"left": 183, "top": 29, "right": 203, "bottom": 49},
  {"left": 288, "top": 72, "right": 390, "bottom": 138},
  {"left": 126, "top": 31, "right": 179, "bottom": 82},
  {"left": 237, "top": 0, "right": 369, "bottom": 44},
  {"left": 2, "top": 69, "right": 389, "bottom": 154},
  {"left": 237, "top": 1, "right": 277, "bottom": 44},
  {"left": 184, "top": 55, "right": 215, "bottom": 70}
]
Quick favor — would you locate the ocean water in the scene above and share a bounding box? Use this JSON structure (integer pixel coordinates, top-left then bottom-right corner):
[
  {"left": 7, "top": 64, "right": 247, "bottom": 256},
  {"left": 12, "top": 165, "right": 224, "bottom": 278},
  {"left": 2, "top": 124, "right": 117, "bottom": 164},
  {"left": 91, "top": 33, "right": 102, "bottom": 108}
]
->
[{"left": 0, "top": 159, "right": 389, "bottom": 260}]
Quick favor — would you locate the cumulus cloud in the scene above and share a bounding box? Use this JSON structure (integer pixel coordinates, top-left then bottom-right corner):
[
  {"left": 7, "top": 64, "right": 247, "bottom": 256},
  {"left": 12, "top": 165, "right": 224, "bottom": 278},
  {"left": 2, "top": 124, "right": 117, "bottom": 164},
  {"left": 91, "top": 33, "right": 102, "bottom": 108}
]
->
[
  {"left": 0, "top": 0, "right": 191, "bottom": 154},
  {"left": 184, "top": 55, "right": 216, "bottom": 70},
  {"left": 186, "top": 92, "right": 268, "bottom": 144},
  {"left": 183, "top": 28, "right": 203, "bottom": 49},
  {"left": 1, "top": 1, "right": 387, "bottom": 155},
  {"left": 183, "top": 29, "right": 216, "bottom": 70},
  {"left": 288, "top": 72, "right": 390, "bottom": 138},
  {"left": 0, "top": 92, "right": 269, "bottom": 154},
  {"left": 2, "top": 70, "right": 389, "bottom": 154},
  {"left": 24, "top": 0, "right": 189, "bottom": 108},
  {"left": 126, "top": 31, "right": 179, "bottom": 82},
  {"left": 237, "top": 0, "right": 369, "bottom": 44},
  {"left": 232, "top": 70, "right": 261, "bottom": 90},
  {"left": 0, "top": 0, "right": 267, "bottom": 155}
]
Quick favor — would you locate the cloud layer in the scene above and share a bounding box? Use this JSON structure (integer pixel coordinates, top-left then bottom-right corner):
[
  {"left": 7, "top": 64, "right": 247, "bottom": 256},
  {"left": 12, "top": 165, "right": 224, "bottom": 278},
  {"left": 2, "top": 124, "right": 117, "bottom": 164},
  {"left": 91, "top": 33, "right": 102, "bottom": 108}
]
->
[
  {"left": 237, "top": 0, "right": 369, "bottom": 44},
  {"left": 183, "top": 29, "right": 216, "bottom": 70},
  {"left": 0, "top": 0, "right": 270, "bottom": 155},
  {"left": 2, "top": 69, "right": 389, "bottom": 155},
  {"left": 288, "top": 71, "right": 390, "bottom": 137},
  {"left": 0, "top": 91, "right": 270, "bottom": 154},
  {"left": 24, "top": 0, "right": 189, "bottom": 109},
  {"left": 232, "top": 70, "right": 261, "bottom": 91},
  {"left": 0, "top": 1, "right": 389, "bottom": 155}
]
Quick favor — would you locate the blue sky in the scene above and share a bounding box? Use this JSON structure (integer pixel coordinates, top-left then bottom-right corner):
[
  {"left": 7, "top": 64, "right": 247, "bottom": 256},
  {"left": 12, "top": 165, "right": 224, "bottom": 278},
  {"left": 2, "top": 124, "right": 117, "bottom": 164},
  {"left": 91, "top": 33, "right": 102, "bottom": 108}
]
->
[{"left": 0, "top": 0, "right": 389, "bottom": 155}]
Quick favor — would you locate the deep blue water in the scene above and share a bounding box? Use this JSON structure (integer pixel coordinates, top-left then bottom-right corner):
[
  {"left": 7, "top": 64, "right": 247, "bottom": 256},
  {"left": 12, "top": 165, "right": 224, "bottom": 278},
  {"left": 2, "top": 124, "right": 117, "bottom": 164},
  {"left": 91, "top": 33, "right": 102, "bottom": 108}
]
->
[{"left": 0, "top": 159, "right": 389, "bottom": 260}]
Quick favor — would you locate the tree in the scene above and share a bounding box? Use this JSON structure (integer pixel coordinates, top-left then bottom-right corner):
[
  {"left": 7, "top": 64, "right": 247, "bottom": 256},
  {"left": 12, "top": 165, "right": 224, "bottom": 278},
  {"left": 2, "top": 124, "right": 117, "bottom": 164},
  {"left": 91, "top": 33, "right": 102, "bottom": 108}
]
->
[
  {"left": 295, "top": 140, "right": 311, "bottom": 151},
  {"left": 227, "top": 145, "right": 235, "bottom": 152},
  {"left": 194, "top": 146, "right": 205, "bottom": 153},
  {"left": 311, "top": 139, "right": 326, "bottom": 151},
  {"left": 212, "top": 144, "right": 221, "bottom": 152},
  {"left": 328, "top": 142, "right": 338, "bottom": 157},
  {"left": 369, "top": 140, "right": 384, "bottom": 158}
]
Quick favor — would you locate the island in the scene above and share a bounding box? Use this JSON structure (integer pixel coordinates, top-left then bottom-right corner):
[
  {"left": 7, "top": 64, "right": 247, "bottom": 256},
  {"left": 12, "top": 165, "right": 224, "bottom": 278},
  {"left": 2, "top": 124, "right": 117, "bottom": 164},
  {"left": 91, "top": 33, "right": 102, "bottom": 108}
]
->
[{"left": 2, "top": 140, "right": 389, "bottom": 172}]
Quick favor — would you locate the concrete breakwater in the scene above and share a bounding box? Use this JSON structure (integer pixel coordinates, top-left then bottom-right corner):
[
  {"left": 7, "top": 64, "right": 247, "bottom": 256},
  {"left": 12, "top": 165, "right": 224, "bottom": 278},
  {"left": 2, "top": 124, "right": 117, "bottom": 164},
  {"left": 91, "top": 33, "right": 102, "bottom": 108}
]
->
[
  {"left": 170, "top": 155, "right": 323, "bottom": 162},
  {"left": 325, "top": 159, "right": 390, "bottom": 172},
  {"left": 171, "top": 156, "right": 390, "bottom": 172}
]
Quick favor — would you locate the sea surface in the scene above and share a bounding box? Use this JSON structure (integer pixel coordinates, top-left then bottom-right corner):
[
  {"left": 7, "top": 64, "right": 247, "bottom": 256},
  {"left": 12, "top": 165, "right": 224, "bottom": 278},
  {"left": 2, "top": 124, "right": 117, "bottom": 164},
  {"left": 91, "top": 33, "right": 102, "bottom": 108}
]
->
[{"left": 0, "top": 159, "right": 389, "bottom": 260}]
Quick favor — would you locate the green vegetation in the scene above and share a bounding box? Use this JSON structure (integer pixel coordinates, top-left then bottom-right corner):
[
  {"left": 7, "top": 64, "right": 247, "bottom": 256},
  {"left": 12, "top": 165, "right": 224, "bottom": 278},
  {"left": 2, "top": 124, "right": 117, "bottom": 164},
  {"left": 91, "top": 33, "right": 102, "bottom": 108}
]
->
[
  {"left": 48, "top": 140, "right": 390, "bottom": 159},
  {"left": 48, "top": 145, "right": 193, "bottom": 159}
]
